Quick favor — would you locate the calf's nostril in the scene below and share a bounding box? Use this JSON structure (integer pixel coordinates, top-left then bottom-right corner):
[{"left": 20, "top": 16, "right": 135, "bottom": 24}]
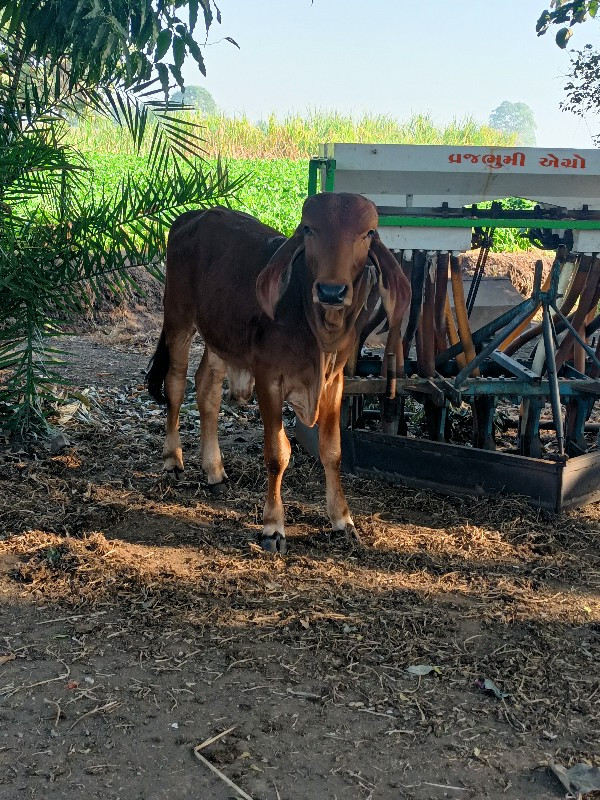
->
[{"left": 316, "top": 283, "right": 348, "bottom": 305}]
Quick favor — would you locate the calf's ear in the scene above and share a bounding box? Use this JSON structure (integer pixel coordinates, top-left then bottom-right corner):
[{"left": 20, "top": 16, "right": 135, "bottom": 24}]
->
[
  {"left": 368, "top": 232, "right": 411, "bottom": 327},
  {"left": 256, "top": 229, "right": 304, "bottom": 319}
]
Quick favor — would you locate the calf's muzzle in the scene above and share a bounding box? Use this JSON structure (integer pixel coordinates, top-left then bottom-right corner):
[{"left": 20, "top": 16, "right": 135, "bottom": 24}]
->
[{"left": 315, "top": 282, "right": 349, "bottom": 306}]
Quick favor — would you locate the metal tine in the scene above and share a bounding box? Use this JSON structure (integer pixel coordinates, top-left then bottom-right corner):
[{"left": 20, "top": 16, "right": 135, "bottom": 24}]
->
[
  {"left": 466, "top": 228, "right": 493, "bottom": 317},
  {"left": 436, "top": 295, "right": 537, "bottom": 367},
  {"left": 434, "top": 252, "right": 449, "bottom": 353},
  {"left": 453, "top": 299, "right": 539, "bottom": 388},
  {"left": 542, "top": 297, "right": 565, "bottom": 456},
  {"left": 403, "top": 249, "right": 426, "bottom": 355},
  {"left": 551, "top": 303, "right": 600, "bottom": 372},
  {"left": 419, "top": 253, "right": 436, "bottom": 377},
  {"left": 532, "top": 258, "right": 545, "bottom": 296},
  {"left": 454, "top": 258, "right": 553, "bottom": 387},
  {"left": 450, "top": 253, "right": 479, "bottom": 375}
]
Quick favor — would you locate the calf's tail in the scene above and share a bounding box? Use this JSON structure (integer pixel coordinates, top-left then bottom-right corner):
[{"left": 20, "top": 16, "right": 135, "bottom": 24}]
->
[{"left": 146, "top": 330, "right": 170, "bottom": 405}]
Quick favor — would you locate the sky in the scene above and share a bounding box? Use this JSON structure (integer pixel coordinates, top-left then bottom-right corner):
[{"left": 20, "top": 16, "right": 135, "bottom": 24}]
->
[{"left": 180, "top": 0, "right": 600, "bottom": 149}]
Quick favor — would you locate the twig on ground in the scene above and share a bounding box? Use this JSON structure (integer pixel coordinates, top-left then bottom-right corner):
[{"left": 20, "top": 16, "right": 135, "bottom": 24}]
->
[
  {"left": 423, "top": 781, "right": 467, "bottom": 792},
  {"left": 68, "top": 700, "right": 120, "bottom": 731},
  {"left": 194, "top": 725, "right": 254, "bottom": 800}
]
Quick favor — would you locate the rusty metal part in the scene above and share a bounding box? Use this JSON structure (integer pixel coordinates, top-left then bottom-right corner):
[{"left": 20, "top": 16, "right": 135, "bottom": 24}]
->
[
  {"left": 531, "top": 257, "right": 578, "bottom": 375},
  {"left": 505, "top": 306, "right": 593, "bottom": 363},
  {"left": 415, "top": 315, "right": 425, "bottom": 373},
  {"left": 434, "top": 252, "right": 449, "bottom": 353},
  {"left": 574, "top": 316, "right": 587, "bottom": 374},
  {"left": 403, "top": 249, "right": 426, "bottom": 358},
  {"left": 454, "top": 262, "right": 544, "bottom": 389},
  {"left": 542, "top": 295, "right": 565, "bottom": 456},
  {"left": 497, "top": 246, "right": 568, "bottom": 352},
  {"left": 385, "top": 352, "right": 397, "bottom": 399},
  {"left": 382, "top": 322, "right": 404, "bottom": 379},
  {"left": 381, "top": 352, "right": 400, "bottom": 435},
  {"left": 444, "top": 294, "right": 467, "bottom": 369},
  {"left": 555, "top": 255, "right": 600, "bottom": 371},
  {"left": 583, "top": 312, "right": 600, "bottom": 339},
  {"left": 450, "top": 254, "right": 479, "bottom": 376},
  {"left": 503, "top": 255, "right": 588, "bottom": 358},
  {"left": 497, "top": 261, "right": 556, "bottom": 352},
  {"left": 589, "top": 327, "right": 600, "bottom": 379},
  {"left": 417, "top": 256, "right": 436, "bottom": 377}
]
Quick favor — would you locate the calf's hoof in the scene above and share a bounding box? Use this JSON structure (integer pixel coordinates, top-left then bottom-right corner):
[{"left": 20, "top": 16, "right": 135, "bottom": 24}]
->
[
  {"left": 208, "top": 480, "right": 228, "bottom": 497},
  {"left": 260, "top": 532, "right": 288, "bottom": 555},
  {"left": 162, "top": 466, "right": 183, "bottom": 484},
  {"left": 332, "top": 524, "right": 363, "bottom": 547}
]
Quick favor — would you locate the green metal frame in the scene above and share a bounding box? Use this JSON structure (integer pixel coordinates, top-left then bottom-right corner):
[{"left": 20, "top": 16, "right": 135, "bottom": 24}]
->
[{"left": 307, "top": 157, "right": 335, "bottom": 195}]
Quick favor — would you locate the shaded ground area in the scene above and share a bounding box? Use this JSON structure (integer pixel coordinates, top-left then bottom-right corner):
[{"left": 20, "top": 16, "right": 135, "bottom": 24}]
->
[{"left": 1, "top": 254, "right": 600, "bottom": 800}]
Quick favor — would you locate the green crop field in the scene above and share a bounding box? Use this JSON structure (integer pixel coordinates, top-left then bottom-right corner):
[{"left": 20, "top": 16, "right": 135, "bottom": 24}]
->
[
  {"left": 68, "top": 110, "right": 518, "bottom": 159},
  {"left": 71, "top": 111, "right": 530, "bottom": 250}
]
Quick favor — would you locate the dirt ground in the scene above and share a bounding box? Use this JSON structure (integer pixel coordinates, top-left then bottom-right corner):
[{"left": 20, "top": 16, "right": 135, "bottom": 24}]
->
[{"left": 1, "top": 254, "right": 600, "bottom": 800}]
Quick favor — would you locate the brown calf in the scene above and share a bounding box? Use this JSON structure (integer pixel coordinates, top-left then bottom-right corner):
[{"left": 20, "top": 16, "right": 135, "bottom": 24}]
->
[{"left": 147, "top": 193, "right": 410, "bottom": 553}]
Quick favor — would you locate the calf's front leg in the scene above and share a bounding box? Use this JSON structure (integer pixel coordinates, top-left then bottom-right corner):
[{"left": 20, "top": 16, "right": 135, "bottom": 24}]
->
[
  {"left": 255, "top": 378, "right": 290, "bottom": 554},
  {"left": 317, "top": 372, "right": 358, "bottom": 540}
]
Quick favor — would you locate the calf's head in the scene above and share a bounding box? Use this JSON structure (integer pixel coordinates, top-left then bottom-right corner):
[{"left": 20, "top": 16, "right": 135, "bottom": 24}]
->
[{"left": 256, "top": 193, "right": 410, "bottom": 351}]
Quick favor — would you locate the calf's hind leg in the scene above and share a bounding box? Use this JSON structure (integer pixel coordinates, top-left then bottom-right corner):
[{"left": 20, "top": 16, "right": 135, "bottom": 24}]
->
[
  {"left": 195, "top": 347, "right": 228, "bottom": 491},
  {"left": 163, "top": 328, "right": 195, "bottom": 474}
]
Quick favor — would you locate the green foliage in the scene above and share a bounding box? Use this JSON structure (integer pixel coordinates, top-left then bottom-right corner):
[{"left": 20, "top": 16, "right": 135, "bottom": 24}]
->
[
  {"left": 478, "top": 198, "right": 535, "bottom": 252},
  {"left": 83, "top": 154, "right": 306, "bottom": 236},
  {"left": 489, "top": 102, "right": 537, "bottom": 146},
  {"left": 537, "top": 2, "right": 600, "bottom": 133},
  {"left": 0, "top": 0, "right": 232, "bottom": 93},
  {"left": 537, "top": 1, "right": 598, "bottom": 48},
  {"left": 0, "top": 0, "right": 241, "bottom": 432},
  {"left": 170, "top": 86, "right": 218, "bottom": 115},
  {"left": 562, "top": 44, "right": 600, "bottom": 143}
]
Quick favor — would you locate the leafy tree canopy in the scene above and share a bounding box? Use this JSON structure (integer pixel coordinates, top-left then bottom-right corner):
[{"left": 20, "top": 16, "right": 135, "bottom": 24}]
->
[
  {"left": 536, "top": 0, "right": 599, "bottom": 48},
  {"left": 536, "top": 2, "right": 600, "bottom": 136},
  {"left": 0, "top": 0, "right": 237, "bottom": 96},
  {"left": 0, "top": 0, "right": 241, "bottom": 431},
  {"left": 562, "top": 45, "right": 600, "bottom": 142},
  {"left": 170, "top": 85, "right": 218, "bottom": 114},
  {"left": 489, "top": 102, "right": 537, "bottom": 146}
]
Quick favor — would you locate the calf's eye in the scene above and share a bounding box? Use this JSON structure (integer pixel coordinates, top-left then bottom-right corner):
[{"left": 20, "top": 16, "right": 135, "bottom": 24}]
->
[{"left": 303, "top": 225, "right": 313, "bottom": 236}]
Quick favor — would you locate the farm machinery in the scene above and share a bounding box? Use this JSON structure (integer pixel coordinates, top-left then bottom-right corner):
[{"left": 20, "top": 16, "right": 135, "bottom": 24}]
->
[{"left": 295, "top": 143, "right": 600, "bottom": 511}]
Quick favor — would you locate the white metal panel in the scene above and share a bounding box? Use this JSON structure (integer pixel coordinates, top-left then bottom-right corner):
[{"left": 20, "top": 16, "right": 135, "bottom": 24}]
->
[
  {"left": 572, "top": 229, "right": 600, "bottom": 253},
  {"left": 323, "top": 144, "right": 600, "bottom": 211},
  {"left": 378, "top": 226, "right": 472, "bottom": 252}
]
